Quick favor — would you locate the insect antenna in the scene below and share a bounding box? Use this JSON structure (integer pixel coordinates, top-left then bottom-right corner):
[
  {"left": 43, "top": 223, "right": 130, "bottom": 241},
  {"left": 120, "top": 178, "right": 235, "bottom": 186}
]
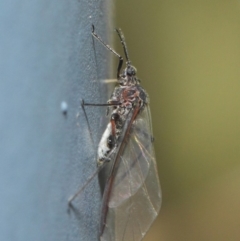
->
[
  {"left": 115, "top": 28, "right": 131, "bottom": 65},
  {"left": 92, "top": 24, "right": 123, "bottom": 78}
]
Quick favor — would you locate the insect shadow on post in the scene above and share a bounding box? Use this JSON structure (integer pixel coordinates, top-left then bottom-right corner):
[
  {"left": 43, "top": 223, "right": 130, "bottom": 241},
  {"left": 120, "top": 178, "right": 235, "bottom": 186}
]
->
[{"left": 68, "top": 25, "right": 162, "bottom": 241}]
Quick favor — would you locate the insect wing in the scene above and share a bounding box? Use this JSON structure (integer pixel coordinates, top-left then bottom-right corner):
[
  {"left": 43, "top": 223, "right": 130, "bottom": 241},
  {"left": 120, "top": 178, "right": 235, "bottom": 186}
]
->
[{"left": 101, "top": 106, "right": 162, "bottom": 241}]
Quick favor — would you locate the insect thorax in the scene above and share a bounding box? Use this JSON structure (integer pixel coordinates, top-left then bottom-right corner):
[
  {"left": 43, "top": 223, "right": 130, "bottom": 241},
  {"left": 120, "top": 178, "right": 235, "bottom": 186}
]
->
[{"left": 97, "top": 84, "right": 148, "bottom": 167}]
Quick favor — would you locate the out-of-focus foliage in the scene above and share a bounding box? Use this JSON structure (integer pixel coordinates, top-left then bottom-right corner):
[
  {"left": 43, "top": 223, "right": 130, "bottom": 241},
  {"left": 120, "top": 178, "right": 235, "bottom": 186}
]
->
[{"left": 116, "top": 1, "right": 240, "bottom": 241}]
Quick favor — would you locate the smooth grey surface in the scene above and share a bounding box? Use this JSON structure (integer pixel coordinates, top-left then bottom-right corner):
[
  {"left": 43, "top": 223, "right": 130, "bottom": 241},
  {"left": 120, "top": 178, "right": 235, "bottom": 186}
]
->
[{"left": 0, "top": 1, "right": 113, "bottom": 240}]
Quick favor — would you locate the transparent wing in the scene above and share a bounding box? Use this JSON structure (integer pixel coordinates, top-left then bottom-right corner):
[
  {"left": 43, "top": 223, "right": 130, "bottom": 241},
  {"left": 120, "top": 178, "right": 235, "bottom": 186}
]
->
[{"left": 101, "top": 106, "right": 162, "bottom": 241}]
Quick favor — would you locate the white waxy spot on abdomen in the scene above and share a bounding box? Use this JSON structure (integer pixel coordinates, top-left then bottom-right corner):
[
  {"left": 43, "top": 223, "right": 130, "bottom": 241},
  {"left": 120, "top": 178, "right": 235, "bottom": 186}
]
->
[{"left": 98, "top": 122, "right": 112, "bottom": 161}]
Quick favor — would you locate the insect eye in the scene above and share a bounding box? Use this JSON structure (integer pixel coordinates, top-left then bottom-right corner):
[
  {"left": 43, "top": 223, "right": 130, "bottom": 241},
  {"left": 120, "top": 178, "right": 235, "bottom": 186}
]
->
[{"left": 126, "top": 66, "right": 137, "bottom": 76}]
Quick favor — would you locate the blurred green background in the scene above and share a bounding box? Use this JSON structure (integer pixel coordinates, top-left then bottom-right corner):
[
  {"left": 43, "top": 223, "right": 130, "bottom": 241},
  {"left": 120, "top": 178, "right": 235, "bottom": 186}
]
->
[{"left": 115, "top": 1, "right": 240, "bottom": 241}]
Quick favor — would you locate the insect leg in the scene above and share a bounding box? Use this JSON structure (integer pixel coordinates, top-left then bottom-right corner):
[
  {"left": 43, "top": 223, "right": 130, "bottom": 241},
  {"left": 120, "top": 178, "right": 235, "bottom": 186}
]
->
[
  {"left": 81, "top": 99, "right": 120, "bottom": 147},
  {"left": 91, "top": 24, "right": 123, "bottom": 78},
  {"left": 68, "top": 159, "right": 109, "bottom": 205},
  {"left": 68, "top": 100, "right": 120, "bottom": 205}
]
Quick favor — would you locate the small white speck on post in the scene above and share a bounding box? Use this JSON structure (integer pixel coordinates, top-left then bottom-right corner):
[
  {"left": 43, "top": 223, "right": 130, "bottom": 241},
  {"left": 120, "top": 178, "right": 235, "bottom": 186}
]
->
[{"left": 61, "top": 101, "right": 68, "bottom": 115}]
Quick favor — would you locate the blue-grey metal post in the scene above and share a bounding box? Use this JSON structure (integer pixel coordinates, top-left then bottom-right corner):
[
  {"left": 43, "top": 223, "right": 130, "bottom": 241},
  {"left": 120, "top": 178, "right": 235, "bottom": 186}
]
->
[{"left": 0, "top": 1, "right": 113, "bottom": 240}]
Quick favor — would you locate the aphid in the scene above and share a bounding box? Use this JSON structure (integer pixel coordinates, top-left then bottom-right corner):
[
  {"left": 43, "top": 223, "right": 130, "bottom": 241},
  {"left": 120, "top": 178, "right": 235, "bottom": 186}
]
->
[{"left": 69, "top": 25, "right": 162, "bottom": 241}]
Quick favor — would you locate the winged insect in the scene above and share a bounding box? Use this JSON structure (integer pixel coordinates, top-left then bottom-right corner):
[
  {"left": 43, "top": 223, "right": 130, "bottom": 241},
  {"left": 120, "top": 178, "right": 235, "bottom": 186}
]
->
[{"left": 69, "top": 25, "right": 162, "bottom": 241}]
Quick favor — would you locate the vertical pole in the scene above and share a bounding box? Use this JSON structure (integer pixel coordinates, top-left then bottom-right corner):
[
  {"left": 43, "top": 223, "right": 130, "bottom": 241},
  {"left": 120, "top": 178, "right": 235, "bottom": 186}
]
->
[{"left": 0, "top": 0, "right": 113, "bottom": 240}]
